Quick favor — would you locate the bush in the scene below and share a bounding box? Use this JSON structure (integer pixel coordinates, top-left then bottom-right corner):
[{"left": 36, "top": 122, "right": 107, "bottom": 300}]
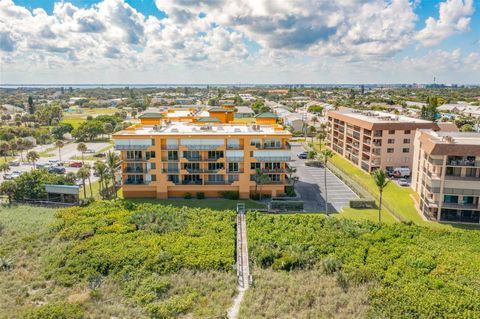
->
[
  {"left": 220, "top": 191, "right": 239, "bottom": 200},
  {"left": 23, "top": 302, "right": 84, "bottom": 319},
  {"left": 307, "top": 151, "right": 316, "bottom": 159},
  {"left": 195, "top": 192, "right": 205, "bottom": 199},
  {"left": 285, "top": 186, "right": 296, "bottom": 197},
  {"left": 183, "top": 192, "right": 192, "bottom": 199},
  {"left": 250, "top": 193, "right": 260, "bottom": 200},
  {"left": 349, "top": 199, "right": 376, "bottom": 209},
  {"left": 269, "top": 200, "right": 303, "bottom": 211},
  {"left": 321, "top": 256, "right": 343, "bottom": 274}
]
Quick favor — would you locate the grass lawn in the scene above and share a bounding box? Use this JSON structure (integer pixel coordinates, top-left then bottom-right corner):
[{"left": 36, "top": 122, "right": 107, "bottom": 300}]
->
[
  {"left": 62, "top": 108, "right": 118, "bottom": 128},
  {"left": 325, "top": 151, "right": 479, "bottom": 230},
  {"left": 0, "top": 157, "right": 14, "bottom": 164},
  {"left": 125, "top": 198, "right": 267, "bottom": 211}
]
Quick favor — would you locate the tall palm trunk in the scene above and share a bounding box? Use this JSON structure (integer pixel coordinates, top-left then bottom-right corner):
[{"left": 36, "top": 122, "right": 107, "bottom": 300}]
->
[
  {"left": 324, "top": 161, "right": 328, "bottom": 216},
  {"left": 88, "top": 175, "right": 93, "bottom": 198},
  {"left": 82, "top": 179, "right": 87, "bottom": 199},
  {"left": 378, "top": 190, "right": 383, "bottom": 224}
]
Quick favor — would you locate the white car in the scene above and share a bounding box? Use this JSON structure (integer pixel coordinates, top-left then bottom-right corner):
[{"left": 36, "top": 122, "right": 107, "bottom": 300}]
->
[
  {"left": 8, "top": 160, "right": 20, "bottom": 166},
  {"left": 398, "top": 178, "right": 410, "bottom": 187}
]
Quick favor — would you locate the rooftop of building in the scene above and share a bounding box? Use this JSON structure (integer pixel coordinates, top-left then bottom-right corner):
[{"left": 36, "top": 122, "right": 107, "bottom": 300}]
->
[
  {"left": 114, "top": 122, "right": 290, "bottom": 137},
  {"left": 138, "top": 112, "right": 163, "bottom": 119},
  {"left": 209, "top": 107, "right": 234, "bottom": 113},
  {"left": 329, "top": 108, "right": 431, "bottom": 124},
  {"left": 422, "top": 130, "right": 480, "bottom": 146},
  {"left": 196, "top": 117, "right": 221, "bottom": 123},
  {"left": 255, "top": 112, "right": 278, "bottom": 118}
]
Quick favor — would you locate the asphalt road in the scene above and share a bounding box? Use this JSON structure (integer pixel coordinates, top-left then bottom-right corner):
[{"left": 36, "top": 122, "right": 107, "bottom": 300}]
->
[{"left": 290, "top": 143, "right": 357, "bottom": 212}]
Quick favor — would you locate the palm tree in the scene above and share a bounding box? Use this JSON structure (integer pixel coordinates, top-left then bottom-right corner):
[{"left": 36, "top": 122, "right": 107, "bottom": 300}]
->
[
  {"left": 0, "top": 180, "right": 17, "bottom": 205},
  {"left": 55, "top": 140, "right": 64, "bottom": 161},
  {"left": 0, "top": 163, "right": 10, "bottom": 176},
  {"left": 83, "top": 163, "right": 94, "bottom": 198},
  {"left": 94, "top": 160, "right": 108, "bottom": 199},
  {"left": 8, "top": 140, "right": 17, "bottom": 156},
  {"left": 76, "top": 167, "right": 90, "bottom": 199},
  {"left": 106, "top": 151, "right": 120, "bottom": 199},
  {"left": 373, "top": 169, "right": 390, "bottom": 224},
  {"left": 253, "top": 168, "right": 270, "bottom": 200},
  {"left": 77, "top": 142, "right": 87, "bottom": 163},
  {"left": 26, "top": 151, "right": 39, "bottom": 169},
  {"left": 321, "top": 149, "right": 334, "bottom": 216},
  {"left": 0, "top": 141, "right": 10, "bottom": 163}
]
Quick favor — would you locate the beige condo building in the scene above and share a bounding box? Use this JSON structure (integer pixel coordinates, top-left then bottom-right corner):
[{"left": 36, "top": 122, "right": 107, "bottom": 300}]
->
[
  {"left": 411, "top": 130, "right": 480, "bottom": 224},
  {"left": 327, "top": 109, "right": 439, "bottom": 172}
]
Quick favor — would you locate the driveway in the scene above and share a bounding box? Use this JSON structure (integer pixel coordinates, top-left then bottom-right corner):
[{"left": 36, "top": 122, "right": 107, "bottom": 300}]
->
[{"left": 290, "top": 143, "right": 357, "bottom": 212}]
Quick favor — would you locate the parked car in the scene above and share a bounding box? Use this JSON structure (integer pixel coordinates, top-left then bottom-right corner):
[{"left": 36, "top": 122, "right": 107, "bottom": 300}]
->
[
  {"left": 398, "top": 178, "right": 410, "bottom": 187},
  {"left": 297, "top": 151, "right": 308, "bottom": 159},
  {"left": 36, "top": 163, "right": 50, "bottom": 169},
  {"left": 8, "top": 160, "right": 20, "bottom": 166},
  {"left": 48, "top": 166, "right": 66, "bottom": 174},
  {"left": 69, "top": 161, "right": 83, "bottom": 168},
  {"left": 4, "top": 171, "right": 21, "bottom": 180},
  {"left": 48, "top": 159, "right": 64, "bottom": 166},
  {"left": 93, "top": 152, "right": 106, "bottom": 158},
  {"left": 392, "top": 167, "right": 411, "bottom": 178},
  {"left": 84, "top": 149, "right": 95, "bottom": 154}
]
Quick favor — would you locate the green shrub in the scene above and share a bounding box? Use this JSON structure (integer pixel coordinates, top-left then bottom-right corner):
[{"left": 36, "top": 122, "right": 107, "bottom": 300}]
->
[
  {"left": 269, "top": 200, "right": 303, "bottom": 211},
  {"left": 349, "top": 199, "right": 376, "bottom": 208},
  {"left": 285, "top": 186, "right": 296, "bottom": 197},
  {"left": 250, "top": 193, "right": 260, "bottom": 200},
  {"left": 183, "top": 192, "right": 192, "bottom": 199},
  {"left": 196, "top": 192, "right": 205, "bottom": 199},
  {"left": 220, "top": 191, "right": 239, "bottom": 200},
  {"left": 23, "top": 302, "right": 84, "bottom": 319},
  {"left": 321, "top": 256, "right": 342, "bottom": 274},
  {"left": 307, "top": 150, "right": 316, "bottom": 159}
]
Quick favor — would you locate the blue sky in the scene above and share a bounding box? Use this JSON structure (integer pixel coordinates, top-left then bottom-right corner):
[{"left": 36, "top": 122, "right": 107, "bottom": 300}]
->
[{"left": 1, "top": 0, "right": 478, "bottom": 84}]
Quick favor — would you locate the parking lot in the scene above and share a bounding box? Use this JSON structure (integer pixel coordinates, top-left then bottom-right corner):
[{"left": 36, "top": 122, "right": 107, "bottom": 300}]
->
[
  {"left": 290, "top": 143, "right": 357, "bottom": 212},
  {"left": 0, "top": 142, "right": 112, "bottom": 183}
]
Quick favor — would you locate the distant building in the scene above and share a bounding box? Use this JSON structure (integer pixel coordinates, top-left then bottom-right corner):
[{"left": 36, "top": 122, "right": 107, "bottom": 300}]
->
[
  {"left": 234, "top": 106, "right": 255, "bottom": 118},
  {"left": 411, "top": 130, "right": 480, "bottom": 223},
  {"left": 327, "top": 109, "right": 439, "bottom": 172}
]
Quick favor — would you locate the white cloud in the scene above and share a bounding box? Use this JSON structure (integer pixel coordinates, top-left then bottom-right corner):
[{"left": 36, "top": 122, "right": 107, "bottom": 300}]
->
[
  {"left": 0, "top": 0, "right": 477, "bottom": 83},
  {"left": 416, "top": 0, "right": 474, "bottom": 47}
]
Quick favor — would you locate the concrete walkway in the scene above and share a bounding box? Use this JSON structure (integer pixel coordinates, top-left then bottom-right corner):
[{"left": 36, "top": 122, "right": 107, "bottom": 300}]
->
[{"left": 227, "top": 213, "right": 250, "bottom": 319}]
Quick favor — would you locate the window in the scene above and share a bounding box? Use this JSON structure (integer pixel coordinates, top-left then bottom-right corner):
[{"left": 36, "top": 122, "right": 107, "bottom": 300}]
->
[
  {"left": 251, "top": 162, "right": 260, "bottom": 170},
  {"left": 404, "top": 130, "right": 411, "bottom": 134},
  {"left": 403, "top": 139, "right": 410, "bottom": 144},
  {"left": 150, "top": 175, "right": 156, "bottom": 182},
  {"left": 228, "top": 174, "right": 239, "bottom": 183},
  {"left": 150, "top": 163, "right": 156, "bottom": 170},
  {"left": 151, "top": 139, "right": 155, "bottom": 146},
  {"left": 250, "top": 139, "right": 261, "bottom": 147},
  {"left": 168, "top": 175, "right": 179, "bottom": 183},
  {"left": 402, "top": 148, "right": 409, "bottom": 153},
  {"left": 146, "top": 151, "right": 155, "bottom": 159},
  {"left": 228, "top": 162, "right": 239, "bottom": 172},
  {"left": 388, "top": 139, "right": 395, "bottom": 144},
  {"left": 167, "top": 151, "right": 178, "bottom": 160},
  {"left": 387, "top": 148, "right": 394, "bottom": 153},
  {"left": 388, "top": 130, "right": 395, "bottom": 134}
]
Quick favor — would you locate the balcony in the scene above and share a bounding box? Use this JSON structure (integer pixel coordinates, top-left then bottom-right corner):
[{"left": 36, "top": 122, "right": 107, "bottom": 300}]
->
[
  {"left": 162, "top": 168, "right": 179, "bottom": 173},
  {"left": 185, "top": 156, "right": 203, "bottom": 161},
  {"left": 165, "top": 145, "right": 179, "bottom": 150},
  {"left": 124, "top": 179, "right": 149, "bottom": 185},
  {"left": 261, "top": 168, "right": 285, "bottom": 173},
  {"left": 115, "top": 144, "right": 150, "bottom": 150},
  {"left": 185, "top": 168, "right": 204, "bottom": 173},
  {"left": 125, "top": 167, "right": 147, "bottom": 173},
  {"left": 227, "top": 170, "right": 243, "bottom": 174},
  {"left": 227, "top": 145, "right": 243, "bottom": 150},
  {"left": 181, "top": 180, "right": 203, "bottom": 185},
  {"left": 446, "top": 158, "right": 477, "bottom": 167},
  {"left": 185, "top": 144, "right": 222, "bottom": 150},
  {"left": 205, "top": 157, "right": 225, "bottom": 162},
  {"left": 442, "top": 202, "right": 479, "bottom": 210},
  {"left": 125, "top": 157, "right": 146, "bottom": 161},
  {"left": 204, "top": 180, "right": 227, "bottom": 185},
  {"left": 226, "top": 156, "right": 244, "bottom": 162},
  {"left": 163, "top": 157, "right": 179, "bottom": 162}
]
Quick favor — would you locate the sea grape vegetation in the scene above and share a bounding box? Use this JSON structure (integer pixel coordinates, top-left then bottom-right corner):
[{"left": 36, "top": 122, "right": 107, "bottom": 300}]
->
[
  {"left": 247, "top": 214, "right": 480, "bottom": 318},
  {"left": 45, "top": 201, "right": 237, "bottom": 318}
]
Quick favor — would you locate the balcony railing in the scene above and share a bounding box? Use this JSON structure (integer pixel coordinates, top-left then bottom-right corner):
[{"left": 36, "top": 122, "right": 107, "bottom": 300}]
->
[
  {"left": 254, "top": 156, "right": 291, "bottom": 162},
  {"left": 446, "top": 159, "right": 477, "bottom": 167},
  {"left": 125, "top": 157, "right": 146, "bottom": 161},
  {"left": 442, "top": 202, "right": 479, "bottom": 210},
  {"left": 226, "top": 157, "right": 244, "bottom": 162},
  {"left": 181, "top": 180, "right": 203, "bottom": 185},
  {"left": 162, "top": 169, "right": 179, "bottom": 173},
  {"left": 125, "top": 167, "right": 147, "bottom": 173},
  {"left": 261, "top": 168, "right": 285, "bottom": 173},
  {"left": 115, "top": 144, "right": 151, "bottom": 150},
  {"left": 227, "top": 170, "right": 243, "bottom": 173},
  {"left": 185, "top": 168, "right": 204, "bottom": 173},
  {"left": 205, "top": 157, "right": 224, "bottom": 161},
  {"left": 227, "top": 145, "right": 243, "bottom": 150},
  {"left": 205, "top": 180, "right": 226, "bottom": 185},
  {"left": 185, "top": 156, "right": 203, "bottom": 161},
  {"left": 165, "top": 145, "right": 179, "bottom": 150},
  {"left": 124, "top": 180, "right": 149, "bottom": 185},
  {"left": 186, "top": 145, "right": 222, "bottom": 150}
]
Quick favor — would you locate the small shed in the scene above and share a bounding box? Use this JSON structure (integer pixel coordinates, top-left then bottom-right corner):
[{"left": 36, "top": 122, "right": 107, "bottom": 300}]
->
[{"left": 45, "top": 184, "right": 80, "bottom": 204}]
